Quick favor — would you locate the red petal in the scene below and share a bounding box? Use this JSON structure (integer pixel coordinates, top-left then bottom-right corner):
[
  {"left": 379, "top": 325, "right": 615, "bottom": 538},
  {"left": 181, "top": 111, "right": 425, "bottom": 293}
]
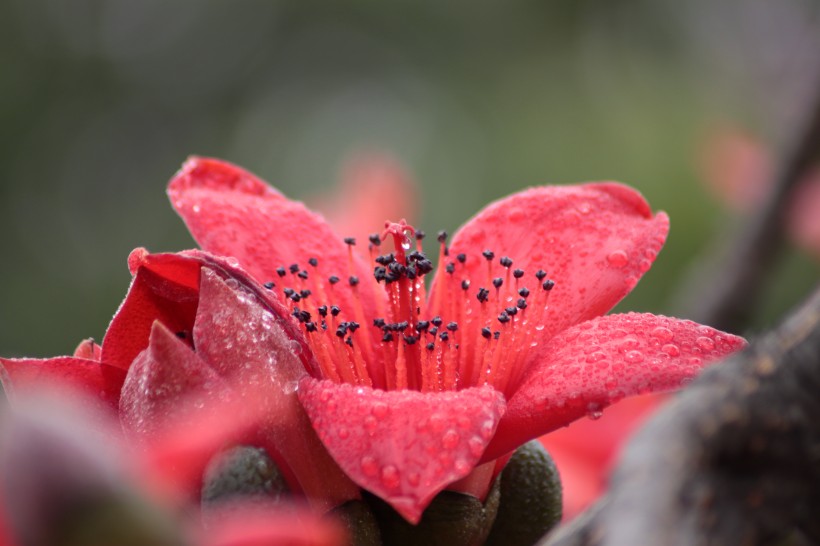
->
[
  {"left": 429, "top": 183, "right": 669, "bottom": 340},
  {"left": 298, "top": 378, "right": 506, "bottom": 523},
  {"left": 167, "top": 157, "right": 385, "bottom": 339},
  {"left": 119, "top": 321, "right": 230, "bottom": 442},
  {"left": 0, "top": 356, "right": 126, "bottom": 414},
  {"left": 102, "top": 266, "right": 199, "bottom": 370},
  {"left": 483, "top": 313, "right": 746, "bottom": 461},
  {"left": 104, "top": 249, "right": 316, "bottom": 375},
  {"left": 193, "top": 269, "right": 359, "bottom": 511}
]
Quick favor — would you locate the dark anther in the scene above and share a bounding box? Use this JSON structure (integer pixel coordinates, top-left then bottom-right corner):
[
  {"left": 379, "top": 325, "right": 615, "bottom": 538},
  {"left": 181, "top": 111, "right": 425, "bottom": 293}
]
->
[
  {"left": 382, "top": 332, "right": 394, "bottom": 342},
  {"left": 498, "top": 312, "right": 510, "bottom": 324},
  {"left": 300, "top": 290, "right": 311, "bottom": 298},
  {"left": 416, "top": 320, "right": 430, "bottom": 331},
  {"left": 373, "top": 318, "right": 386, "bottom": 328},
  {"left": 330, "top": 305, "right": 341, "bottom": 317},
  {"left": 406, "top": 266, "right": 417, "bottom": 280},
  {"left": 426, "top": 342, "right": 435, "bottom": 350},
  {"left": 290, "top": 293, "right": 301, "bottom": 302},
  {"left": 308, "top": 257, "right": 318, "bottom": 267},
  {"left": 369, "top": 233, "right": 381, "bottom": 246},
  {"left": 176, "top": 331, "right": 187, "bottom": 339},
  {"left": 404, "top": 335, "right": 417, "bottom": 345},
  {"left": 456, "top": 253, "right": 466, "bottom": 263},
  {"left": 388, "top": 262, "right": 406, "bottom": 276},
  {"left": 263, "top": 281, "right": 275, "bottom": 289},
  {"left": 481, "top": 327, "right": 492, "bottom": 339},
  {"left": 343, "top": 237, "right": 356, "bottom": 246},
  {"left": 500, "top": 256, "right": 513, "bottom": 268},
  {"left": 297, "top": 270, "right": 309, "bottom": 280},
  {"left": 482, "top": 249, "right": 495, "bottom": 261},
  {"left": 276, "top": 266, "right": 287, "bottom": 277},
  {"left": 446, "top": 263, "right": 455, "bottom": 274},
  {"left": 415, "top": 229, "right": 426, "bottom": 241},
  {"left": 493, "top": 277, "right": 503, "bottom": 289},
  {"left": 321, "top": 321, "right": 327, "bottom": 330},
  {"left": 375, "top": 253, "right": 395, "bottom": 265},
  {"left": 298, "top": 310, "right": 311, "bottom": 322},
  {"left": 374, "top": 266, "right": 387, "bottom": 282},
  {"left": 431, "top": 316, "right": 443, "bottom": 327},
  {"left": 335, "top": 326, "right": 347, "bottom": 338},
  {"left": 345, "top": 336, "right": 353, "bottom": 347},
  {"left": 513, "top": 269, "right": 524, "bottom": 279},
  {"left": 519, "top": 287, "right": 530, "bottom": 298},
  {"left": 318, "top": 305, "right": 328, "bottom": 317},
  {"left": 517, "top": 298, "right": 528, "bottom": 310},
  {"left": 437, "top": 230, "right": 448, "bottom": 243},
  {"left": 348, "top": 322, "right": 360, "bottom": 332},
  {"left": 397, "top": 321, "right": 409, "bottom": 331},
  {"left": 407, "top": 251, "right": 424, "bottom": 262},
  {"left": 535, "top": 269, "right": 547, "bottom": 281},
  {"left": 440, "top": 331, "right": 449, "bottom": 341},
  {"left": 477, "top": 288, "right": 490, "bottom": 303},
  {"left": 429, "top": 326, "right": 438, "bottom": 336},
  {"left": 447, "top": 322, "right": 459, "bottom": 332},
  {"left": 416, "top": 259, "right": 434, "bottom": 275},
  {"left": 461, "top": 280, "right": 470, "bottom": 290},
  {"left": 349, "top": 276, "right": 360, "bottom": 286},
  {"left": 542, "top": 279, "right": 555, "bottom": 291},
  {"left": 305, "top": 322, "right": 317, "bottom": 332},
  {"left": 328, "top": 275, "right": 340, "bottom": 285},
  {"left": 289, "top": 264, "right": 300, "bottom": 274},
  {"left": 494, "top": 331, "right": 501, "bottom": 340},
  {"left": 283, "top": 288, "right": 295, "bottom": 297},
  {"left": 505, "top": 306, "right": 518, "bottom": 316}
]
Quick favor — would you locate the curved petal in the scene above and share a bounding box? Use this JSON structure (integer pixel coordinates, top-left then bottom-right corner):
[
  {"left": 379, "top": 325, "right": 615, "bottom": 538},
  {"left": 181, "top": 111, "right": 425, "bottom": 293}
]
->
[
  {"left": 482, "top": 313, "right": 745, "bottom": 461},
  {"left": 298, "top": 378, "right": 506, "bottom": 523},
  {"left": 194, "top": 269, "right": 359, "bottom": 511},
  {"left": 429, "top": 183, "right": 669, "bottom": 341},
  {"left": 167, "top": 157, "right": 386, "bottom": 335},
  {"left": 103, "top": 249, "right": 316, "bottom": 375},
  {"left": 119, "top": 321, "right": 230, "bottom": 442},
  {"left": 0, "top": 356, "right": 126, "bottom": 414}
]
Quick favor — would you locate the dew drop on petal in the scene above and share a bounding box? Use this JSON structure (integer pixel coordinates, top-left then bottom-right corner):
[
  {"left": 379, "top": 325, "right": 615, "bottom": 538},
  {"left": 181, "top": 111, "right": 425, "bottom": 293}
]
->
[
  {"left": 442, "top": 429, "right": 460, "bottom": 450},
  {"left": 651, "top": 326, "right": 674, "bottom": 342},
  {"left": 337, "top": 426, "right": 349, "bottom": 439},
  {"left": 381, "top": 465, "right": 401, "bottom": 490},
  {"left": 625, "top": 350, "right": 645, "bottom": 364},
  {"left": 606, "top": 250, "right": 629, "bottom": 268},
  {"left": 586, "top": 402, "right": 603, "bottom": 420},
  {"left": 361, "top": 456, "right": 378, "bottom": 477},
  {"left": 454, "top": 458, "right": 471, "bottom": 474},
  {"left": 371, "top": 402, "right": 389, "bottom": 419},
  {"left": 468, "top": 437, "right": 485, "bottom": 457},
  {"left": 662, "top": 343, "right": 681, "bottom": 357},
  {"left": 428, "top": 413, "right": 445, "bottom": 433},
  {"left": 696, "top": 336, "right": 716, "bottom": 351}
]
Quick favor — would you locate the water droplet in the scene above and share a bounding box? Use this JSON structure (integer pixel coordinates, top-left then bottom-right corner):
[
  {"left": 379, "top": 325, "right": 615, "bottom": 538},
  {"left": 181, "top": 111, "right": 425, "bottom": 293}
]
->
[
  {"left": 696, "top": 336, "right": 715, "bottom": 351},
  {"left": 607, "top": 250, "right": 629, "bottom": 268},
  {"left": 289, "top": 340, "right": 302, "bottom": 355},
  {"left": 468, "top": 437, "right": 485, "bottom": 457},
  {"left": 407, "top": 472, "right": 421, "bottom": 487},
  {"left": 651, "top": 326, "right": 674, "bottom": 342},
  {"left": 479, "top": 420, "right": 495, "bottom": 440},
  {"left": 192, "top": 204, "right": 201, "bottom": 213},
  {"left": 442, "top": 429, "right": 460, "bottom": 450},
  {"left": 586, "top": 402, "right": 603, "bottom": 420},
  {"left": 454, "top": 458, "right": 471, "bottom": 473},
  {"left": 662, "top": 344, "right": 680, "bottom": 357},
  {"left": 605, "top": 376, "right": 618, "bottom": 389},
  {"left": 625, "top": 350, "right": 644, "bottom": 364},
  {"left": 337, "top": 427, "right": 349, "bottom": 439},
  {"left": 428, "top": 413, "right": 445, "bottom": 433},
  {"left": 361, "top": 456, "right": 378, "bottom": 477},
  {"left": 535, "top": 324, "right": 545, "bottom": 331},
  {"left": 283, "top": 380, "right": 299, "bottom": 394},
  {"left": 585, "top": 351, "right": 607, "bottom": 363},
  {"left": 364, "top": 416, "right": 378, "bottom": 434},
  {"left": 226, "top": 257, "right": 240, "bottom": 267},
  {"left": 381, "top": 465, "right": 401, "bottom": 489},
  {"left": 578, "top": 202, "right": 592, "bottom": 214},
  {"left": 371, "top": 402, "right": 389, "bottom": 419},
  {"left": 688, "top": 356, "right": 703, "bottom": 366},
  {"left": 620, "top": 336, "right": 639, "bottom": 351}
]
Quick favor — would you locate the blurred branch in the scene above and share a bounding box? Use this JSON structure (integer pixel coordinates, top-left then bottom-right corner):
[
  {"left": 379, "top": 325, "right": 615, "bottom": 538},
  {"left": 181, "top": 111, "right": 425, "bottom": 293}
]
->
[
  {"left": 685, "top": 79, "right": 820, "bottom": 333},
  {"left": 542, "top": 284, "right": 820, "bottom": 546}
]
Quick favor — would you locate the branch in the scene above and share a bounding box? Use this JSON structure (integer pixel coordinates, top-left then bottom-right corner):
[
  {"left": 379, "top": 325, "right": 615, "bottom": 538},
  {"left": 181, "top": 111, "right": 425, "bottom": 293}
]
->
[
  {"left": 686, "top": 81, "right": 820, "bottom": 333},
  {"left": 543, "top": 284, "right": 820, "bottom": 546}
]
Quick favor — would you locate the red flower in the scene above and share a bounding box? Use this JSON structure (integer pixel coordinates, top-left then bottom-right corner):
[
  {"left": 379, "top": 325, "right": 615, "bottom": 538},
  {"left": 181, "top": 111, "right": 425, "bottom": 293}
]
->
[{"left": 1, "top": 157, "right": 746, "bottom": 524}]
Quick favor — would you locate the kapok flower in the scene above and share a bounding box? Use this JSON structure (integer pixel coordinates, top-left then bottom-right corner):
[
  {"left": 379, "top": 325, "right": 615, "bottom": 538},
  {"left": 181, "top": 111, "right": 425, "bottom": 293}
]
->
[{"left": 1, "top": 157, "right": 746, "bottom": 526}]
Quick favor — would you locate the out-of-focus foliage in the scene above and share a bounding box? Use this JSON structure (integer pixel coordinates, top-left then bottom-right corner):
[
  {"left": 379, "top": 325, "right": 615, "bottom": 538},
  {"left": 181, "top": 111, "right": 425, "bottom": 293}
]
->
[{"left": 1, "top": 0, "right": 818, "bottom": 356}]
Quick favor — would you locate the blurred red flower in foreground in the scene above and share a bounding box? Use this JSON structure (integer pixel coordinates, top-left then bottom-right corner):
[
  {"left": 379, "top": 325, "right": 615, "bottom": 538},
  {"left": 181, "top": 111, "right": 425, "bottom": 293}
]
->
[{"left": 1, "top": 157, "right": 745, "bottom": 526}]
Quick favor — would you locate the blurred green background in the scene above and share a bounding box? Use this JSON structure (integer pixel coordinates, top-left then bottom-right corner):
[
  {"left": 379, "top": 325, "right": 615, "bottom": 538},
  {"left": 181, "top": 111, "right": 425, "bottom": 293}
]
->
[{"left": 1, "top": 0, "right": 818, "bottom": 357}]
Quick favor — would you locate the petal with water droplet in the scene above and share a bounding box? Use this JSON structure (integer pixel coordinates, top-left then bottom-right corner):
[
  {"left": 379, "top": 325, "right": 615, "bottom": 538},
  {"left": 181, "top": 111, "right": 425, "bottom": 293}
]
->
[
  {"left": 483, "top": 313, "right": 746, "bottom": 461},
  {"left": 298, "top": 378, "right": 506, "bottom": 523}
]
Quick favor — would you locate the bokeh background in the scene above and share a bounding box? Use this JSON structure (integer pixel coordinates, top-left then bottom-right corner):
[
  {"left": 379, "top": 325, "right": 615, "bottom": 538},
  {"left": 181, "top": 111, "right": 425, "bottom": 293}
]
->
[{"left": 1, "top": 0, "right": 819, "bottom": 358}]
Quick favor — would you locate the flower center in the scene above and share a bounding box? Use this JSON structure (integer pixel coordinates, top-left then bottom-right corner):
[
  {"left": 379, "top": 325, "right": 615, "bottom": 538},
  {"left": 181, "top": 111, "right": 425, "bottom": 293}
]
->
[{"left": 263, "top": 221, "right": 555, "bottom": 397}]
